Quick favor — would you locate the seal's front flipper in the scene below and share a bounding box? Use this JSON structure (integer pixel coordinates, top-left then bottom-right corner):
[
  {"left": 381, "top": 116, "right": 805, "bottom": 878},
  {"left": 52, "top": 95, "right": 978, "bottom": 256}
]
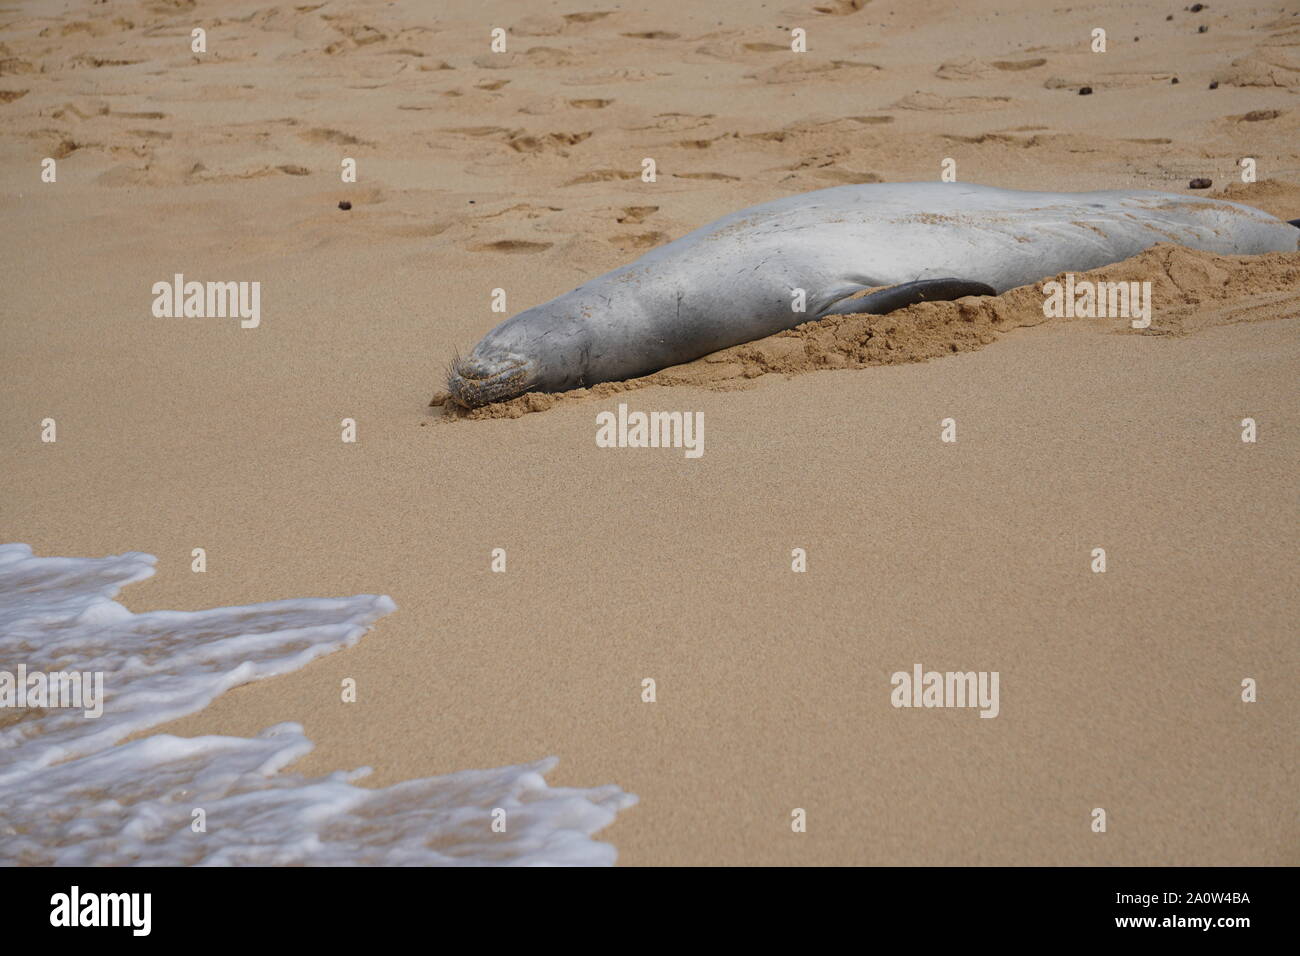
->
[{"left": 819, "top": 278, "right": 997, "bottom": 318}]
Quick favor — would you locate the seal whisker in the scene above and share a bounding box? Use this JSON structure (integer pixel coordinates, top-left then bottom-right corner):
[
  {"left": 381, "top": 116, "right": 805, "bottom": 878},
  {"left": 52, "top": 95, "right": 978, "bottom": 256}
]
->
[{"left": 444, "top": 348, "right": 465, "bottom": 394}]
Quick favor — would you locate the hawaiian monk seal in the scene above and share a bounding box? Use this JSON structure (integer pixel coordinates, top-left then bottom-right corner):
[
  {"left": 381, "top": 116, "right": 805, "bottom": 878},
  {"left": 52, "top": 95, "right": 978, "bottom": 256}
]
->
[{"left": 446, "top": 182, "right": 1299, "bottom": 407}]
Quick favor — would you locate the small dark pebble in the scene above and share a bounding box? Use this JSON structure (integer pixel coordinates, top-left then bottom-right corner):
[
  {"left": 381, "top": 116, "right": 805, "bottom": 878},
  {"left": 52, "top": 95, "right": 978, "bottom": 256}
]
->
[
  {"left": 468, "top": 199, "right": 475, "bottom": 204},
  {"left": 1198, "top": 24, "right": 1208, "bottom": 32},
  {"left": 1079, "top": 86, "right": 1093, "bottom": 95},
  {"left": 337, "top": 200, "right": 352, "bottom": 210},
  {"left": 1171, "top": 77, "right": 1179, "bottom": 83},
  {"left": 1209, "top": 80, "right": 1219, "bottom": 89},
  {"left": 1166, "top": 14, "right": 1173, "bottom": 20},
  {"left": 1188, "top": 178, "right": 1212, "bottom": 189},
  {"left": 1190, "top": 3, "right": 1204, "bottom": 11}
]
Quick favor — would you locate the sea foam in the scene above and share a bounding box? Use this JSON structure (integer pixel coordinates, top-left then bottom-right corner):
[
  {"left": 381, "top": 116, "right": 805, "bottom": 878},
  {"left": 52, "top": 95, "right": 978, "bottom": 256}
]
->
[{"left": 0, "top": 543, "right": 635, "bottom": 865}]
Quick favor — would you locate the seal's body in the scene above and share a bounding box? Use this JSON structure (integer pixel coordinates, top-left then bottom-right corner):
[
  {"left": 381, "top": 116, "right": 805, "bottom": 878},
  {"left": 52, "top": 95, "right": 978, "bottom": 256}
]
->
[{"left": 447, "top": 182, "right": 1298, "bottom": 407}]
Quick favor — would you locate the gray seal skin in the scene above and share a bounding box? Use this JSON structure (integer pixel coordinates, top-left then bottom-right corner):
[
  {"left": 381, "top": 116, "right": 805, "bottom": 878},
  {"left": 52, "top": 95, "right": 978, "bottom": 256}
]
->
[{"left": 447, "top": 182, "right": 1298, "bottom": 407}]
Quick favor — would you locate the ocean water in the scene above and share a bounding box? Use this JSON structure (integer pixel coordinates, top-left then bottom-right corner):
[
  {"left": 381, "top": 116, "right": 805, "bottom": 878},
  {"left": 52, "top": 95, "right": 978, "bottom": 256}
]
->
[{"left": 0, "top": 543, "right": 635, "bottom": 865}]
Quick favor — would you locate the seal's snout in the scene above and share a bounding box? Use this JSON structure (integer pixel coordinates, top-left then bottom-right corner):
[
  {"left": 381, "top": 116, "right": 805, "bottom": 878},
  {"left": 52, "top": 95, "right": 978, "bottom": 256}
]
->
[{"left": 446, "top": 352, "right": 536, "bottom": 408}]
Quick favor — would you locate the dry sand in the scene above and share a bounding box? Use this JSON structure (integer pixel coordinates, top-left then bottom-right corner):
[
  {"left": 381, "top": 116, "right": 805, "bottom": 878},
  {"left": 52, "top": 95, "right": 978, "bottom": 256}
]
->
[{"left": 2, "top": 0, "right": 1297, "bottom": 864}]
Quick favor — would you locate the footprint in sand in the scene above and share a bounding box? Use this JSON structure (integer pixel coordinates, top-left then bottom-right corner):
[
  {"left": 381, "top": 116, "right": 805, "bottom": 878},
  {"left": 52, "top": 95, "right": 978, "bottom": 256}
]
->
[
  {"left": 749, "top": 59, "right": 880, "bottom": 84},
  {"left": 744, "top": 117, "right": 888, "bottom": 145},
  {"left": 609, "top": 231, "right": 669, "bottom": 251},
  {"left": 471, "top": 47, "right": 580, "bottom": 70},
  {"left": 942, "top": 132, "right": 1042, "bottom": 147},
  {"left": 186, "top": 165, "right": 313, "bottom": 183},
  {"left": 813, "top": 0, "right": 868, "bottom": 14},
  {"left": 892, "top": 91, "right": 1014, "bottom": 111},
  {"left": 616, "top": 205, "right": 658, "bottom": 224},
  {"left": 1044, "top": 72, "right": 1180, "bottom": 91},
  {"left": 994, "top": 58, "right": 1047, "bottom": 71},
  {"left": 566, "top": 169, "right": 639, "bottom": 185},
  {"left": 50, "top": 139, "right": 85, "bottom": 159},
  {"left": 1228, "top": 109, "right": 1283, "bottom": 122},
  {"left": 68, "top": 54, "right": 144, "bottom": 69},
  {"left": 468, "top": 239, "right": 554, "bottom": 254},
  {"left": 50, "top": 100, "right": 109, "bottom": 120},
  {"left": 936, "top": 57, "right": 1046, "bottom": 79},
  {"left": 320, "top": 18, "right": 387, "bottom": 55},
  {"left": 563, "top": 68, "right": 664, "bottom": 85},
  {"left": 299, "top": 127, "right": 371, "bottom": 146},
  {"left": 0, "top": 57, "right": 36, "bottom": 75},
  {"left": 478, "top": 203, "right": 564, "bottom": 220},
  {"left": 441, "top": 126, "right": 513, "bottom": 138},
  {"left": 44, "top": 18, "right": 137, "bottom": 38},
  {"left": 780, "top": 148, "right": 851, "bottom": 173},
  {"left": 525, "top": 47, "right": 580, "bottom": 67},
  {"left": 626, "top": 113, "right": 715, "bottom": 132},
  {"left": 511, "top": 15, "right": 567, "bottom": 37},
  {"left": 506, "top": 131, "right": 592, "bottom": 154},
  {"left": 516, "top": 11, "right": 619, "bottom": 35},
  {"left": 808, "top": 169, "right": 883, "bottom": 184}
]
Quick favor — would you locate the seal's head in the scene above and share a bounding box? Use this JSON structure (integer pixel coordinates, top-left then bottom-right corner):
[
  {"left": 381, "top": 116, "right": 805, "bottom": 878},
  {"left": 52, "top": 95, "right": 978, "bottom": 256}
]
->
[
  {"left": 446, "top": 304, "right": 593, "bottom": 408},
  {"left": 446, "top": 349, "right": 538, "bottom": 408}
]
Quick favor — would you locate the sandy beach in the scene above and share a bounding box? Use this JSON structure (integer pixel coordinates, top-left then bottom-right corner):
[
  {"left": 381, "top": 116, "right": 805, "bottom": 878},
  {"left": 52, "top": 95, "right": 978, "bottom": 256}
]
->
[{"left": 2, "top": 0, "right": 1297, "bottom": 865}]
